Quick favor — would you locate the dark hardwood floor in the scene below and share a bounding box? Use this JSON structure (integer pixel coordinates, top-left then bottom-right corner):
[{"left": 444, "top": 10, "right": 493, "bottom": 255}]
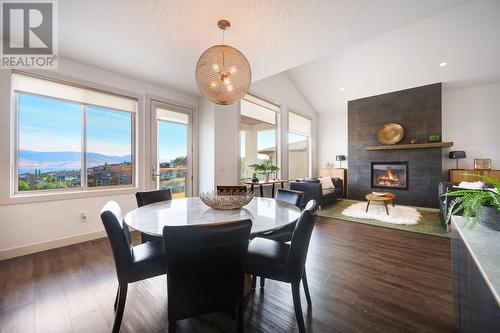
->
[{"left": 0, "top": 217, "right": 454, "bottom": 333}]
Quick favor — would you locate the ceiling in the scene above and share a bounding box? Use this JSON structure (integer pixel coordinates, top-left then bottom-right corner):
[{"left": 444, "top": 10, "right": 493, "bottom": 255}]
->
[
  {"left": 287, "top": 0, "right": 500, "bottom": 114},
  {"left": 59, "top": 0, "right": 469, "bottom": 96}
]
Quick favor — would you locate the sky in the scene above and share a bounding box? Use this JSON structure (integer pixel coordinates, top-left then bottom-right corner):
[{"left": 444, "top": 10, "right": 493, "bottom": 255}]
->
[
  {"left": 158, "top": 120, "right": 187, "bottom": 162},
  {"left": 19, "top": 93, "right": 132, "bottom": 156}
]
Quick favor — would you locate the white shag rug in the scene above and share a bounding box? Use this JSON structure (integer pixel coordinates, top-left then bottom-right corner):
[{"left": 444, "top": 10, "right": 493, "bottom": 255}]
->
[{"left": 341, "top": 202, "right": 422, "bottom": 225}]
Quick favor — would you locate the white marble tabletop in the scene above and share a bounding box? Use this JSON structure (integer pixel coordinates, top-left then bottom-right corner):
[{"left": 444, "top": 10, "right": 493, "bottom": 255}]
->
[{"left": 124, "top": 197, "right": 301, "bottom": 236}]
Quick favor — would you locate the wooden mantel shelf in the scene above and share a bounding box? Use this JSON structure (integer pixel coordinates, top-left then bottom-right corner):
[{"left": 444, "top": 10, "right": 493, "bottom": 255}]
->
[{"left": 365, "top": 142, "right": 453, "bottom": 151}]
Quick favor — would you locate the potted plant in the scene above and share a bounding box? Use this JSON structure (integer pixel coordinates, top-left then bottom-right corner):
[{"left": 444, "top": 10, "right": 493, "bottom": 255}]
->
[
  {"left": 443, "top": 174, "right": 500, "bottom": 230},
  {"left": 249, "top": 159, "right": 280, "bottom": 183}
]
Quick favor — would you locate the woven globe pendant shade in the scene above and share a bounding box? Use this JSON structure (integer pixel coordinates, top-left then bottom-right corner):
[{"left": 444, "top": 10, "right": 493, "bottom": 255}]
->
[{"left": 195, "top": 21, "right": 251, "bottom": 105}]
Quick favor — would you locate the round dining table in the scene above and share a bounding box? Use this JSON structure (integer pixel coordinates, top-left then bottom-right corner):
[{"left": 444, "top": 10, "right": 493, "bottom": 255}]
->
[{"left": 124, "top": 196, "right": 302, "bottom": 236}]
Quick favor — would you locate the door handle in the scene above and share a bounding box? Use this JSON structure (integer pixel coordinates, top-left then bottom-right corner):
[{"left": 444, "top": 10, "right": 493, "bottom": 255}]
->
[{"left": 152, "top": 167, "right": 161, "bottom": 181}]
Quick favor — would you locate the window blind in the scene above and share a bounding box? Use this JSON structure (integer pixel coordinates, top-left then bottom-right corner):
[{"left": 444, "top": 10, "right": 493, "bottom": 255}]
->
[
  {"left": 156, "top": 108, "right": 189, "bottom": 124},
  {"left": 241, "top": 99, "right": 277, "bottom": 125},
  {"left": 12, "top": 73, "right": 137, "bottom": 113}
]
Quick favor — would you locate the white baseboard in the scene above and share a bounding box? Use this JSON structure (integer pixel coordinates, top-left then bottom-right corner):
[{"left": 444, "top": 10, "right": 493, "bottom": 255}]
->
[{"left": 0, "top": 230, "right": 107, "bottom": 261}]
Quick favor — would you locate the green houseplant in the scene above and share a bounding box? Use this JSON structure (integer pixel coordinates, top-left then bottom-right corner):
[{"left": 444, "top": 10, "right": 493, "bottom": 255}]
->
[
  {"left": 443, "top": 174, "right": 500, "bottom": 230},
  {"left": 249, "top": 159, "right": 280, "bottom": 182}
]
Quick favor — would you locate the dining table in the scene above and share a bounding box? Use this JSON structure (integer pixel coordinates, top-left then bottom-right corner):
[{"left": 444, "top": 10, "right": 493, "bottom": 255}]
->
[
  {"left": 124, "top": 196, "right": 302, "bottom": 237},
  {"left": 124, "top": 196, "right": 301, "bottom": 298}
]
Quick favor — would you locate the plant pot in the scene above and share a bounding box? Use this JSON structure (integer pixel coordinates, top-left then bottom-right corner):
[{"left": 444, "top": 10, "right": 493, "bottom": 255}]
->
[
  {"left": 264, "top": 174, "right": 270, "bottom": 183},
  {"left": 478, "top": 205, "right": 500, "bottom": 231}
]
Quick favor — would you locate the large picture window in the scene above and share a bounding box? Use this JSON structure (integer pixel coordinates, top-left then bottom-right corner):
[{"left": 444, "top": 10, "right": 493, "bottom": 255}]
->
[
  {"left": 13, "top": 74, "right": 137, "bottom": 193},
  {"left": 239, "top": 95, "right": 280, "bottom": 180},
  {"left": 288, "top": 111, "right": 312, "bottom": 179}
]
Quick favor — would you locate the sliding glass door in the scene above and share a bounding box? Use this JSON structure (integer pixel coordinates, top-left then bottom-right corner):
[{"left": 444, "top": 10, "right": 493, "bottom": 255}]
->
[{"left": 151, "top": 101, "right": 192, "bottom": 198}]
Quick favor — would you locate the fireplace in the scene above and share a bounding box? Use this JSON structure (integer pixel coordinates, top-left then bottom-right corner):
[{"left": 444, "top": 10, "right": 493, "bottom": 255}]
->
[{"left": 371, "top": 162, "right": 408, "bottom": 190}]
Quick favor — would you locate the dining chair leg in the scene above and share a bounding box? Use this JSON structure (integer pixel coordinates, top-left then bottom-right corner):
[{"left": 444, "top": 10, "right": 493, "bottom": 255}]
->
[
  {"left": 236, "top": 305, "right": 244, "bottom": 333},
  {"left": 168, "top": 320, "right": 177, "bottom": 333},
  {"left": 113, "top": 285, "right": 120, "bottom": 311},
  {"left": 302, "top": 271, "right": 312, "bottom": 306},
  {"left": 113, "top": 283, "right": 128, "bottom": 333},
  {"left": 251, "top": 275, "right": 257, "bottom": 290},
  {"left": 260, "top": 277, "right": 265, "bottom": 288},
  {"left": 291, "top": 282, "right": 306, "bottom": 333}
]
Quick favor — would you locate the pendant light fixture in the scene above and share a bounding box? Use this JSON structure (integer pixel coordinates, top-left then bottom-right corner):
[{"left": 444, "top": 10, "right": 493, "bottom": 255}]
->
[{"left": 195, "top": 20, "right": 251, "bottom": 105}]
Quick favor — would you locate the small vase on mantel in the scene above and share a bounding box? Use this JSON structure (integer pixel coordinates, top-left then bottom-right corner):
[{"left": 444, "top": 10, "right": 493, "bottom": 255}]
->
[{"left": 479, "top": 206, "right": 500, "bottom": 231}]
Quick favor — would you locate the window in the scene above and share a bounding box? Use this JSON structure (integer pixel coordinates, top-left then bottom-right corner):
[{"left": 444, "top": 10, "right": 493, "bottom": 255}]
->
[
  {"left": 239, "top": 95, "right": 280, "bottom": 180},
  {"left": 13, "top": 74, "right": 137, "bottom": 193},
  {"left": 288, "top": 111, "right": 312, "bottom": 179},
  {"left": 155, "top": 107, "right": 190, "bottom": 198}
]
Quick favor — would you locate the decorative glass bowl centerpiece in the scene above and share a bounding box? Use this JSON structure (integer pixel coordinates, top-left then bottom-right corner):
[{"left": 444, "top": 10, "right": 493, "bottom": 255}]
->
[{"left": 200, "top": 191, "right": 254, "bottom": 210}]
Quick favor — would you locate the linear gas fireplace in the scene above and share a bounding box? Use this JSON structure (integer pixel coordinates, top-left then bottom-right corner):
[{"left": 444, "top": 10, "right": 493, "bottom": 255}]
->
[{"left": 371, "top": 161, "right": 408, "bottom": 190}]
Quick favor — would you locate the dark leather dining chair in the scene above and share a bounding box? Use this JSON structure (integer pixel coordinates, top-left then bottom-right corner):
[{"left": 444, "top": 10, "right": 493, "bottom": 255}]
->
[
  {"left": 275, "top": 188, "right": 304, "bottom": 207},
  {"left": 217, "top": 185, "right": 248, "bottom": 195},
  {"left": 245, "top": 200, "right": 318, "bottom": 333},
  {"left": 163, "top": 219, "right": 252, "bottom": 333},
  {"left": 100, "top": 201, "right": 166, "bottom": 333},
  {"left": 135, "top": 189, "right": 172, "bottom": 243},
  {"left": 251, "top": 188, "right": 305, "bottom": 288},
  {"left": 252, "top": 188, "right": 304, "bottom": 242}
]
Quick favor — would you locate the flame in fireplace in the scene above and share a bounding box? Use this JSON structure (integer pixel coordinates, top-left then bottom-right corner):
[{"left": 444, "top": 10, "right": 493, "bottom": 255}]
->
[
  {"left": 377, "top": 167, "right": 400, "bottom": 186},
  {"left": 384, "top": 167, "right": 395, "bottom": 181}
]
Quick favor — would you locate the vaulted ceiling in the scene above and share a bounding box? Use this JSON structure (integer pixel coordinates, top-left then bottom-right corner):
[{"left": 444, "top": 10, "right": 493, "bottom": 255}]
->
[
  {"left": 60, "top": 0, "right": 469, "bottom": 96},
  {"left": 287, "top": 0, "right": 500, "bottom": 114}
]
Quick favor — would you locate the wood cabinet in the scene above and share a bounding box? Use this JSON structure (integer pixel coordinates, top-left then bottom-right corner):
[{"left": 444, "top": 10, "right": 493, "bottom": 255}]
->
[
  {"left": 449, "top": 169, "right": 500, "bottom": 183},
  {"left": 319, "top": 168, "right": 347, "bottom": 197}
]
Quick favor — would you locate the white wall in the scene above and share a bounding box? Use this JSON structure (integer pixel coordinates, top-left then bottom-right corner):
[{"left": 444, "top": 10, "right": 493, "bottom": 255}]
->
[
  {"left": 442, "top": 82, "right": 500, "bottom": 170},
  {"left": 197, "top": 98, "right": 215, "bottom": 193},
  {"left": 0, "top": 58, "right": 197, "bottom": 259},
  {"left": 317, "top": 111, "right": 348, "bottom": 169},
  {"left": 214, "top": 104, "right": 240, "bottom": 186},
  {"left": 250, "top": 72, "right": 318, "bottom": 177}
]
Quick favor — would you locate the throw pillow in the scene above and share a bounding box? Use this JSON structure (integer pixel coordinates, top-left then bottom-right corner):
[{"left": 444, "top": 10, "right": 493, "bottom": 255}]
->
[
  {"left": 455, "top": 181, "right": 485, "bottom": 190},
  {"left": 319, "top": 177, "right": 335, "bottom": 189}
]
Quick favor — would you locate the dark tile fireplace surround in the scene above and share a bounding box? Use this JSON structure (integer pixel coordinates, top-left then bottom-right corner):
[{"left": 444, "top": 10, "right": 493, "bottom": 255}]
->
[{"left": 347, "top": 83, "right": 442, "bottom": 208}]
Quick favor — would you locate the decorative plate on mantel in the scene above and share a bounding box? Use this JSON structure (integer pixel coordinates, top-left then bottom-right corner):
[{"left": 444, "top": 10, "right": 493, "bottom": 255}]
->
[{"left": 377, "top": 123, "right": 404, "bottom": 145}]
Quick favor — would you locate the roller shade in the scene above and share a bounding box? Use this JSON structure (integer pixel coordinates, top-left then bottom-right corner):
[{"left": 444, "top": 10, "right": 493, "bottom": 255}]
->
[
  {"left": 12, "top": 73, "right": 137, "bottom": 112},
  {"left": 241, "top": 99, "right": 277, "bottom": 125},
  {"left": 243, "top": 94, "right": 280, "bottom": 113},
  {"left": 157, "top": 108, "right": 189, "bottom": 124},
  {"left": 289, "top": 112, "right": 311, "bottom": 137}
]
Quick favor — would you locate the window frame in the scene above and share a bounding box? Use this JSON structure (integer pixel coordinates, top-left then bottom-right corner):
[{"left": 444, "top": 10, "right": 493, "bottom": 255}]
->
[
  {"left": 11, "top": 76, "right": 138, "bottom": 197},
  {"left": 287, "top": 109, "right": 313, "bottom": 179},
  {"left": 150, "top": 99, "right": 194, "bottom": 197},
  {"left": 238, "top": 93, "right": 281, "bottom": 181}
]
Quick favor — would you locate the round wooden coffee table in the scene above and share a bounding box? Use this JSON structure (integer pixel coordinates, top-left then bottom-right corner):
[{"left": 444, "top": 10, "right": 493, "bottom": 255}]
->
[{"left": 365, "top": 192, "right": 396, "bottom": 215}]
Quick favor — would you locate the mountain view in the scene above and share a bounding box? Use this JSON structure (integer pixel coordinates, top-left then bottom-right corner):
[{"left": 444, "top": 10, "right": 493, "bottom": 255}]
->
[{"left": 19, "top": 150, "right": 132, "bottom": 173}]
